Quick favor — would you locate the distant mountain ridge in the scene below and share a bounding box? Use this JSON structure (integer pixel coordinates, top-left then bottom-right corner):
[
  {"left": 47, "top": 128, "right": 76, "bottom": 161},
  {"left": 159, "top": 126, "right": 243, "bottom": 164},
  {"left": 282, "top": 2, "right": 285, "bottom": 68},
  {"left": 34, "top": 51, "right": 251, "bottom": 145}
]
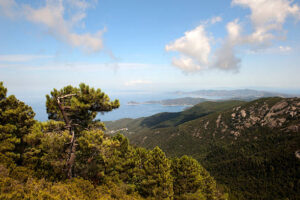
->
[
  {"left": 105, "top": 97, "right": 300, "bottom": 200},
  {"left": 174, "top": 89, "right": 294, "bottom": 98},
  {"left": 127, "top": 89, "right": 296, "bottom": 107},
  {"left": 127, "top": 97, "right": 208, "bottom": 106}
]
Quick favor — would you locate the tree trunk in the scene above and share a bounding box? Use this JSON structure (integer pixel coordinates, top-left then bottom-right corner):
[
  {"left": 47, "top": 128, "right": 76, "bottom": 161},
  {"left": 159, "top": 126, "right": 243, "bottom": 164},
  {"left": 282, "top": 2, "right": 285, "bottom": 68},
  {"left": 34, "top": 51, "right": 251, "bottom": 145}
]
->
[
  {"left": 67, "top": 129, "right": 76, "bottom": 178},
  {"left": 56, "top": 94, "right": 76, "bottom": 179}
]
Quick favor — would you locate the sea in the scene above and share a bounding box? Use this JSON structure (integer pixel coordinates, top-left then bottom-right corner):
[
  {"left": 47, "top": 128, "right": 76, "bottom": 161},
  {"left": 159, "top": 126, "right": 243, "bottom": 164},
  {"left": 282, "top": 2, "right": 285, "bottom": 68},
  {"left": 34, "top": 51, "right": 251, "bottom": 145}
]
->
[{"left": 25, "top": 92, "right": 194, "bottom": 122}]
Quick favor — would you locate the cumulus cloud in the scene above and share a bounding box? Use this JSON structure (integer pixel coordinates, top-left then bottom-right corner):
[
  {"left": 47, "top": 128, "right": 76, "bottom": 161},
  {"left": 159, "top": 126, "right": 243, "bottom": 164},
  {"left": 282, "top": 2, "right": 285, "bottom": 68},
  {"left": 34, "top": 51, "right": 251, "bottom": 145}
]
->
[
  {"left": 166, "top": 0, "right": 300, "bottom": 73},
  {"left": 125, "top": 80, "right": 152, "bottom": 86},
  {"left": 232, "top": 0, "right": 300, "bottom": 47},
  {"left": 213, "top": 0, "right": 299, "bottom": 70},
  {"left": 171, "top": 56, "right": 204, "bottom": 72},
  {"left": 0, "top": 0, "right": 104, "bottom": 52},
  {"left": 212, "top": 19, "right": 242, "bottom": 71},
  {"left": 165, "top": 19, "right": 242, "bottom": 72},
  {"left": 165, "top": 25, "right": 211, "bottom": 72}
]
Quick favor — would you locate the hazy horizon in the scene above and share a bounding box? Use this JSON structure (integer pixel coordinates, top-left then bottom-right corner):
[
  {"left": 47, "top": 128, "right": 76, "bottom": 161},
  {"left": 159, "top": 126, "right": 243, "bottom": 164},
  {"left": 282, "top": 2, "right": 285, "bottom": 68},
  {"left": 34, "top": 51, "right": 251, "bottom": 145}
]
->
[{"left": 7, "top": 86, "right": 299, "bottom": 122}]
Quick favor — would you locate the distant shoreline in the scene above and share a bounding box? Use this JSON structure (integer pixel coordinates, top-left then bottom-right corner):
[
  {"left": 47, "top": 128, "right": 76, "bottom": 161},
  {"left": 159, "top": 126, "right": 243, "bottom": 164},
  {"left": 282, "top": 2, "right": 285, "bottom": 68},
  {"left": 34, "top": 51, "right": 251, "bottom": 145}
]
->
[
  {"left": 127, "top": 97, "right": 208, "bottom": 107},
  {"left": 127, "top": 101, "right": 195, "bottom": 107}
]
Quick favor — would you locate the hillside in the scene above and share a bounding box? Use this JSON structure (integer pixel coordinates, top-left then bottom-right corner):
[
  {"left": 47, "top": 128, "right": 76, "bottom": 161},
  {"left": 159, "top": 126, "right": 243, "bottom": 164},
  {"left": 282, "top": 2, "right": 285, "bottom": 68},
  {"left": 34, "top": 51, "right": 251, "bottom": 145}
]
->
[
  {"left": 105, "top": 100, "right": 245, "bottom": 132},
  {"left": 105, "top": 97, "right": 300, "bottom": 200}
]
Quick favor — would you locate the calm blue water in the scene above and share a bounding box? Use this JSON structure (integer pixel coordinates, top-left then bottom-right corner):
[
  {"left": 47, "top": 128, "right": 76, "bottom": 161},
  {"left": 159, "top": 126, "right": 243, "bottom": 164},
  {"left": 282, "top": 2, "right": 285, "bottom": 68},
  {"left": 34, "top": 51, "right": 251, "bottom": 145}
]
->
[
  {"left": 25, "top": 93, "right": 190, "bottom": 122},
  {"left": 99, "top": 103, "right": 190, "bottom": 121}
]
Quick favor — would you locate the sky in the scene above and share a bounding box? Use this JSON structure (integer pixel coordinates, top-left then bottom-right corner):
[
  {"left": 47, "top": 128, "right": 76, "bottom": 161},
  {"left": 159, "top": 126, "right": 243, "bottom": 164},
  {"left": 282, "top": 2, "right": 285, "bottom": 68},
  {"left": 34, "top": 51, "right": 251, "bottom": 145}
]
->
[{"left": 0, "top": 0, "right": 300, "bottom": 101}]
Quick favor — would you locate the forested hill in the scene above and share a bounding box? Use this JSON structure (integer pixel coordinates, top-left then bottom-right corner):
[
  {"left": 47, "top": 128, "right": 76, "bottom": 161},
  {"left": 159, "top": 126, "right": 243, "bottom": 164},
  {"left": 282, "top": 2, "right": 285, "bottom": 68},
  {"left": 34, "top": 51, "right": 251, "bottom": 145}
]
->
[
  {"left": 105, "top": 100, "right": 245, "bottom": 132},
  {"left": 105, "top": 97, "right": 300, "bottom": 200}
]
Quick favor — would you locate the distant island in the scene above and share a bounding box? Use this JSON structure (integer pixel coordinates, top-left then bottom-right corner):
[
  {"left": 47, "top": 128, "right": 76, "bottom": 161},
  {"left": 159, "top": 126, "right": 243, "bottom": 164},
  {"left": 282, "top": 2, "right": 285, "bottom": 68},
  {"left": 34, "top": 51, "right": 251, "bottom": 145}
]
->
[
  {"left": 127, "top": 101, "right": 141, "bottom": 105},
  {"left": 173, "top": 89, "right": 294, "bottom": 98},
  {"left": 127, "top": 89, "right": 297, "bottom": 106},
  {"left": 127, "top": 97, "right": 208, "bottom": 106}
]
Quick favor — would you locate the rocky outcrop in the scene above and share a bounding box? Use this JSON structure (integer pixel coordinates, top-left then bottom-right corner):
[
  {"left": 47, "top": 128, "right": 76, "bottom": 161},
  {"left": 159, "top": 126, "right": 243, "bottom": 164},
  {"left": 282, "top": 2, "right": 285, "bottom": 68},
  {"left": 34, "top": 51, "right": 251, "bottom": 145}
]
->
[
  {"left": 228, "top": 98, "right": 300, "bottom": 134},
  {"left": 192, "top": 98, "right": 300, "bottom": 139}
]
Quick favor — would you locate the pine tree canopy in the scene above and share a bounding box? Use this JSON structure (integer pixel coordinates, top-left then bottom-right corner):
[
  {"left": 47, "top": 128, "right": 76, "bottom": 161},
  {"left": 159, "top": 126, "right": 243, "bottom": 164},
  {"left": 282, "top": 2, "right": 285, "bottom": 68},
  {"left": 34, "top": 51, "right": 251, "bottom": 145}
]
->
[
  {"left": 46, "top": 83, "right": 120, "bottom": 129},
  {"left": 0, "top": 82, "right": 35, "bottom": 163}
]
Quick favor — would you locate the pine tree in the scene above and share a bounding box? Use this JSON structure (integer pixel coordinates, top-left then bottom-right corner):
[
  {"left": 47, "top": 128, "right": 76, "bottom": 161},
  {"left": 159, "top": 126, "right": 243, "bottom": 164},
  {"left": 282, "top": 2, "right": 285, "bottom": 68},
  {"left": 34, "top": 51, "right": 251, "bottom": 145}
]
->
[
  {"left": 171, "top": 156, "right": 204, "bottom": 196},
  {"left": 171, "top": 155, "right": 221, "bottom": 200},
  {"left": 0, "top": 82, "right": 35, "bottom": 165},
  {"left": 110, "top": 134, "right": 137, "bottom": 183},
  {"left": 45, "top": 83, "right": 119, "bottom": 178},
  {"left": 23, "top": 121, "right": 71, "bottom": 180},
  {"left": 75, "top": 129, "right": 106, "bottom": 183},
  {"left": 139, "top": 146, "right": 174, "bottom": 199}
]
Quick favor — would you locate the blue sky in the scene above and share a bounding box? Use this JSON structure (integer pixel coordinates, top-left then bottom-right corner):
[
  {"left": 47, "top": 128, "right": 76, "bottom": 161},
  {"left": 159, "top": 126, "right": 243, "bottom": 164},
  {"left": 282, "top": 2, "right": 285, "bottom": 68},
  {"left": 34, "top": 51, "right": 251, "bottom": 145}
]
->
[{"left": 0, "top": 0, "right": 300, "bottom": 101}]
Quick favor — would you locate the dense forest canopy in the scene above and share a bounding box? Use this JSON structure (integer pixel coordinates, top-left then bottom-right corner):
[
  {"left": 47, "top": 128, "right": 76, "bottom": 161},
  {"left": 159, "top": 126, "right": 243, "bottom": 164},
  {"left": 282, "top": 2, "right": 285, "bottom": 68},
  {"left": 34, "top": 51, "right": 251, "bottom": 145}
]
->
[
  {"left": 106, "top": 97, "right": 300, "bottom": 200},
  {"left": 0, "top": 82, "right": 226, "bottom": 200}
]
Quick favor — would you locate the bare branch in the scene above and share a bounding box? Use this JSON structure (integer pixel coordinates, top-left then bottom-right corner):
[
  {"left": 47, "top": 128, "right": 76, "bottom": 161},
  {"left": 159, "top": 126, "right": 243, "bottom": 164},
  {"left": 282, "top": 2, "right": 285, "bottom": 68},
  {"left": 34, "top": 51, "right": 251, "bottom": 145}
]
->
[{"left": 58, "top": 93, "right": 77, "bottom": 100}]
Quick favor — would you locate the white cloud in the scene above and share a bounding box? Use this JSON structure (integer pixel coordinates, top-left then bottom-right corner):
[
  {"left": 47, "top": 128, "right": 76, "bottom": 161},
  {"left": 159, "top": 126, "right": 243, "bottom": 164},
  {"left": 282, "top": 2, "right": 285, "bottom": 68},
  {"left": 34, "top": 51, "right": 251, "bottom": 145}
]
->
[
  {"left": 165, "top": 25, "right": 211, "bottom": 72},
  {"left": 0, "top": 54, "right": 53, "bottom": 62},
  {"left": 0, "top": 0, "right": 104, "bottom": 52},
  {"left": 212, "top": 0, "right": 299, "bottom": 70},
  {"left": 125, "top": 80, "right": 152, "bottom": 86},
  {"left": 165, "top": 20, "right": 242, "bottom": 72},
  {"left": 226, "top": 19, "right": 241, "bottom": 43},
  {"left": 171, "top": 56, "right": 204, "bottom": 72},
  {"left": 232, "top": 0, "right": 300, "bottom": 47},
  {"left": 212, "top": 19, "right": 241, "bottom": 71},
  {"left": 212, "top": 43, "right": 241, "bottom": 71},
  {"left": 166, "top": 0, "right": 300, "bottom": 73}
]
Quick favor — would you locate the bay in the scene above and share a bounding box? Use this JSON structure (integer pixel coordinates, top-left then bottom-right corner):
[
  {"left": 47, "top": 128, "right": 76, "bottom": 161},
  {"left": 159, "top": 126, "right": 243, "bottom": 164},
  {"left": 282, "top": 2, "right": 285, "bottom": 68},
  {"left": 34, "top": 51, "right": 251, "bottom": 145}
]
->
[{"left": 25, "top": 92, "right": 190, "bottom": 122}]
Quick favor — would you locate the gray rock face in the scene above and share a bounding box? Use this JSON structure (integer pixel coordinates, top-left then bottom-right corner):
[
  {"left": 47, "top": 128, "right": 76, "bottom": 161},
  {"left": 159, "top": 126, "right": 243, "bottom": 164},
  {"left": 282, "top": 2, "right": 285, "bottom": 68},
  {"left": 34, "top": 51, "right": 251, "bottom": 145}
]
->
[
  {"left": 238, "top": 99, "right": 299, "bottom": 131},
  {"left": 190, "top": 98, "right": 300, "bottom": 139},
  {"left": 212, "top": 98, "right": 300, "bottom": 138}
]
